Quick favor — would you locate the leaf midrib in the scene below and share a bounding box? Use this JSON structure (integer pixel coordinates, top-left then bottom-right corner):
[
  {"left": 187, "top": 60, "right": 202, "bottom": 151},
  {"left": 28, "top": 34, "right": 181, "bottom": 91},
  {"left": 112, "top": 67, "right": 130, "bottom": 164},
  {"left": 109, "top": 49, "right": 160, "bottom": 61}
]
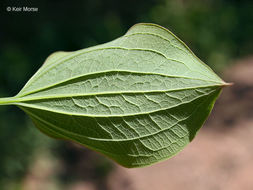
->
[
  {"left": 17, "top": 87, "right": 219, "bottom": 117},
  {"left": 18, "top": 69, "right": 224, "bottom": 98},
  {"left": 17, "top": 84, "right": 221, "bottom": 101}
]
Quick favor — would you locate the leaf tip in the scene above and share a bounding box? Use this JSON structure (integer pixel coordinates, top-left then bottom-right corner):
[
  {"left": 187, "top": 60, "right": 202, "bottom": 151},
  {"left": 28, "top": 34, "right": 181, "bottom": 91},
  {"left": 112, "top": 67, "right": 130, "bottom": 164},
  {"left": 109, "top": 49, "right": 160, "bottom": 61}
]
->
[{"left": 221, "top": 82, "right": 234, "bottom": 87}]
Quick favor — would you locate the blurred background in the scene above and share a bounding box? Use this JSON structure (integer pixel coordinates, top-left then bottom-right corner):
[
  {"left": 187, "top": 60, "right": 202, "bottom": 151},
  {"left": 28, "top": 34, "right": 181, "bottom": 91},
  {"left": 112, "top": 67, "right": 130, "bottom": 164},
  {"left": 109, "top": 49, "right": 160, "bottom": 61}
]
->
[{"left": 0, "top": 0, "right": 252, "bottom": 189}]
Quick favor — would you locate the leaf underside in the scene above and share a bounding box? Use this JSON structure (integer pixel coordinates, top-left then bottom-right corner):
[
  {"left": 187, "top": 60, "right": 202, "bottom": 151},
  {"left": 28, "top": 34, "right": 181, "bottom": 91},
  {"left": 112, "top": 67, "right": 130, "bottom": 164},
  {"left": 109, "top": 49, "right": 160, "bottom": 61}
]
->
[{"left": 1, "top": 23, "right": 227, "bottom": 168}]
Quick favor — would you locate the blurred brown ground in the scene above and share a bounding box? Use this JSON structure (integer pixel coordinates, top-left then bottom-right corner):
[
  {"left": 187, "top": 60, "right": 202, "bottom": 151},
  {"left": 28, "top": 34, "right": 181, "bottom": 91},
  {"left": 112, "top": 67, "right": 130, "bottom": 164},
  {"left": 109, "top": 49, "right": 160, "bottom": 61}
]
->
[{"left": 23, "top": 57, "right": 253, "bottom": 190}]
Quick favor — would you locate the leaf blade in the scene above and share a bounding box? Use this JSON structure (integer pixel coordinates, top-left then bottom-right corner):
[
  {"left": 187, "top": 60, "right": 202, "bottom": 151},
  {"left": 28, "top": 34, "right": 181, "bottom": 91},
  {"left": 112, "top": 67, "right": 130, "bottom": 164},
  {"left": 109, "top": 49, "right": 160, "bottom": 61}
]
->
[{"left": 10, "top": 23, "right": 227, "bottom": 167}]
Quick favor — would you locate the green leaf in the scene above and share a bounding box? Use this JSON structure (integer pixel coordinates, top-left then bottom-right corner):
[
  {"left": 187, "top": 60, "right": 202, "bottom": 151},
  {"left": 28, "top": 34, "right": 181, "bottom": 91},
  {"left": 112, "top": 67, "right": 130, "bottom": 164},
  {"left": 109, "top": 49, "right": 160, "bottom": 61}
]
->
[{"left": 0, "top": 23, "right": 229, "bottom": 168}]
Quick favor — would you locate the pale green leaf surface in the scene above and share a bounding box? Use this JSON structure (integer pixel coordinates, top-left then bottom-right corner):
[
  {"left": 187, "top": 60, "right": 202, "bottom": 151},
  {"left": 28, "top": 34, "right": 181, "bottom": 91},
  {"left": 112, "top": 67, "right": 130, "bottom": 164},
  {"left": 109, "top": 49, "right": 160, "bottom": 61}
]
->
[{"left": 0, "top": 23, "right": 228, "bottom": 168}]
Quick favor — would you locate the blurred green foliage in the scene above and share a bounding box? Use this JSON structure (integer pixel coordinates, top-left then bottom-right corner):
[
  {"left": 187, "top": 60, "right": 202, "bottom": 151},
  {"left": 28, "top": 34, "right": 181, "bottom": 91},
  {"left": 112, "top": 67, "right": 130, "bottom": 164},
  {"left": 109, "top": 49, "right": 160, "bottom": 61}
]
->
[{"left": 0, "top": 0, "right": 252, "bottom": 188}]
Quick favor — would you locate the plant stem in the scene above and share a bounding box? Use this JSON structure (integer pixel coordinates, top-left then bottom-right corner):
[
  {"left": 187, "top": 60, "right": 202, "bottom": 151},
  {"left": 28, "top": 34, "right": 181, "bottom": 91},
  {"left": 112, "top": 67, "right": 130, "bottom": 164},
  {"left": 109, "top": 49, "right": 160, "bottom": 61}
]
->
[{"left": 0, "top": 97, "right": 17, "bottom": 106}]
